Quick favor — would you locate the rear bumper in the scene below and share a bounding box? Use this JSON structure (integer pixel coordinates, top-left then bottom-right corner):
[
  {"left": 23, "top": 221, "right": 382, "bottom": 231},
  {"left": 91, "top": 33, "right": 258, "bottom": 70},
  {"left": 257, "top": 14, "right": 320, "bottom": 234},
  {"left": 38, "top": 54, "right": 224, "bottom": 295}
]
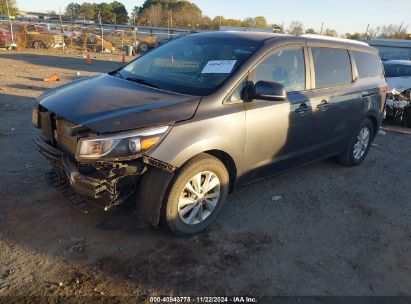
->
[{"left": 34, "top": 137, "right": 109, "bottom": 199}]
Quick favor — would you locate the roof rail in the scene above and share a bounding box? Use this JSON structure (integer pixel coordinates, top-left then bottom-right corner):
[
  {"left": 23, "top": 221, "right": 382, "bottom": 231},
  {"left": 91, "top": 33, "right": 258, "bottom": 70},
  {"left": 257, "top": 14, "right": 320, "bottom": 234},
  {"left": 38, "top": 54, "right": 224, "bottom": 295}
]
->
[{"left": 301, "top": 34, "right": 369, "bottom": 46}]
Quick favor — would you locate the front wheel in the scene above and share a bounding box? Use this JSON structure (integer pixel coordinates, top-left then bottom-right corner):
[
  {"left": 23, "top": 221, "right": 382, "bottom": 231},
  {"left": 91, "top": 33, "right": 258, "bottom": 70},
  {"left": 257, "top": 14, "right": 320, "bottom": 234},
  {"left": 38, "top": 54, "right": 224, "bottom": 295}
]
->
[
  {"left": 338, "top": 119, "right": 374, "bottom": 166},
  {"left": 161, "top": 154, "right": 229, "bottom": 236}
]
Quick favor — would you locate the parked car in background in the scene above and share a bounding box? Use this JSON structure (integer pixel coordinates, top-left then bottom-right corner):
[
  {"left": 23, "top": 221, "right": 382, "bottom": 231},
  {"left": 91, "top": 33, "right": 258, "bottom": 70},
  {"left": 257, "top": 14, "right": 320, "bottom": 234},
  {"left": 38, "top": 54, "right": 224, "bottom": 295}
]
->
[
  {"left": 37, "top": 23, "right": 79, "bottom": 39},
  {"left": 24, "top": 24, "right": 64, "bottom": 48},
  {"left": 76, "top": 32, "right": 114, "bottom": 53},
  {"left": 105, "top": 30, "right": 158, "bottom": 54},
  {"left": 0, "top": 27, "right": 16, "bottom": 49},
  {"left": 33, "top": 32, "right": 386, "bottom": 235},
  {"left": 1, "top": 23, "right": 64, "bottom": 49},
  {"left": 383, "top": 60, "right": 411, "bottom": 127}
]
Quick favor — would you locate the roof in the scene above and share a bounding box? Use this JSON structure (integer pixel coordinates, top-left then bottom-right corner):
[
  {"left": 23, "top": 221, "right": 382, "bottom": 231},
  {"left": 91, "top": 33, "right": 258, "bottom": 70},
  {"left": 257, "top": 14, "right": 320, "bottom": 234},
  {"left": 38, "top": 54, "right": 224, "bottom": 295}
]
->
[
  {"left": 188, "top": 31, "right": 291, "bottom": 42},
  {"left": 189, "top": 31, "right": 375, "bottom": 51},
  {"left": 302, "top": 34, "right": 369, "bottom": 46}
]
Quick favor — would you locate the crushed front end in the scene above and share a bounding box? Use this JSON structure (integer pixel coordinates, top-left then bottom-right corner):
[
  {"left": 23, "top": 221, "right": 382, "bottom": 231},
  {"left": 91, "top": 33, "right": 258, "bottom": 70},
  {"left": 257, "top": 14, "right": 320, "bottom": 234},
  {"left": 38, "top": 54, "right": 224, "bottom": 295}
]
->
[
  {"left": 385, "top": 88, "right": 411, "bottom": 127},
  {"left": 32, "top": 105, "right": 171, "bottom": 211}
]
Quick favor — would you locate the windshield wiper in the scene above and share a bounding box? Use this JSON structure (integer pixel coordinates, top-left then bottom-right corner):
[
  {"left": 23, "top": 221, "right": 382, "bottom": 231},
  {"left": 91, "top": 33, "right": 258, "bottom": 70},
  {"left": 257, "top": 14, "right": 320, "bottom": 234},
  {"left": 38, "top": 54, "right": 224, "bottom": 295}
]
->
[{"left": 125, "top": 77, "right": 160, "bottom": 89}]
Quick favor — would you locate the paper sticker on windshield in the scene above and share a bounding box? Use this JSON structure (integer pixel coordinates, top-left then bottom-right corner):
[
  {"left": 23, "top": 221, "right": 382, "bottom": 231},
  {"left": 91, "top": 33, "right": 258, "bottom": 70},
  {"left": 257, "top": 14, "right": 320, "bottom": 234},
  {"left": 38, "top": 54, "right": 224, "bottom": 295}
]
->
[{"left": 201, "top": 60, "right": 237, "bottom": 74}]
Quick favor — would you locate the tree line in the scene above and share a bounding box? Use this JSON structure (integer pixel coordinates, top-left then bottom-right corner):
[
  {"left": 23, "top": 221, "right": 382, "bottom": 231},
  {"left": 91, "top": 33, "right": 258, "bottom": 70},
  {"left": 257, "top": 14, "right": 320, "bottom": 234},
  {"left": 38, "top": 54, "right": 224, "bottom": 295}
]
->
[
  {"left": 64, "top": 1, "right": 128, "bottom": 24},
  {"left": 1, "top": 0, "right": 409, "bottom": 40},
  {"left": 287, "top": 20, "right": 409, "bottom": 40}
]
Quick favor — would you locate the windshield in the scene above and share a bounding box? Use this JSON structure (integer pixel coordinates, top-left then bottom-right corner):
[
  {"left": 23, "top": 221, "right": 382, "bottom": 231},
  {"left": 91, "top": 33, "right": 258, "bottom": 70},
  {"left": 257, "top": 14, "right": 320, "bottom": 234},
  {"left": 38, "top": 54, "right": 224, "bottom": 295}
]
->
[
  {"left": 384, "top": 63, "right": 411, "bottom": 78},
  {"left": 120, "top": 35, "right": 263, "bottom": 95}
]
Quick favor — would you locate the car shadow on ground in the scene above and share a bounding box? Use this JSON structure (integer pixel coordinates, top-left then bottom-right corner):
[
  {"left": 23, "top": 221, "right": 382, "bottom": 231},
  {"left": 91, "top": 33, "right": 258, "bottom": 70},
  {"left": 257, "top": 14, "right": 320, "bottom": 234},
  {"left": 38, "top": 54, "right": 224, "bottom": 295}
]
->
[
  {"left": 0, "top": 52, "right": 125, "bottom": 73},
  {"left": 5, "top": 84, "right": 49, "bottom": 92}
]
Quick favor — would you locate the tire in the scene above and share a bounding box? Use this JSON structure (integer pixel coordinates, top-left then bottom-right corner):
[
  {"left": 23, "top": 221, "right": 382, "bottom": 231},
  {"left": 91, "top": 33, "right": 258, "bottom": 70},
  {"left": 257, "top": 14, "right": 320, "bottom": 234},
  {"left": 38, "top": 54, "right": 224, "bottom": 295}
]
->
[
  {"left": 138, "top": 43, "right": 149, "bottom": 53},
  {"left": 402, "top": 106, "right": 411, "bottom": 128},
  {"left": 160, "top": 153, "right": 229, "bottom": 236},
  {"left": 338, "top": 119, "right": 374, "bottom": 167}
]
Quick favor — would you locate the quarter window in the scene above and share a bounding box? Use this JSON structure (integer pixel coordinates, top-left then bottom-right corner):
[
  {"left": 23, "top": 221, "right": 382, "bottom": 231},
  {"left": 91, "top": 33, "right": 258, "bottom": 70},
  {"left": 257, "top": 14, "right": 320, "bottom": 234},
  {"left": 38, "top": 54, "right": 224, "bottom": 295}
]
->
[
  {"left": 253, "top": 47, "right": 306, "bottom": 92},
  {"left": 353, "top": 51, "right": 383, "bottom": 78},
  {"left": 226, "top": 79, "right": 247, "bottom": 103},
  {"left": 312, "top": 48, "right": 352, "bottom": 88}
]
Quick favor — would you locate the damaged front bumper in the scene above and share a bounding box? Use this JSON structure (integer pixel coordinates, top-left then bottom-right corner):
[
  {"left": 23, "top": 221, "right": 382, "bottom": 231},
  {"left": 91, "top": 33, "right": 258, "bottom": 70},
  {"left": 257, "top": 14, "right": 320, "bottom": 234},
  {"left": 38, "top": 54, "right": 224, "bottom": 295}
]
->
[
  {"left": 34, "top": 137, "right": 144, "bottom": 210},
  {"left": 385, "top": 88, "right": 411, "bottom": 127}
]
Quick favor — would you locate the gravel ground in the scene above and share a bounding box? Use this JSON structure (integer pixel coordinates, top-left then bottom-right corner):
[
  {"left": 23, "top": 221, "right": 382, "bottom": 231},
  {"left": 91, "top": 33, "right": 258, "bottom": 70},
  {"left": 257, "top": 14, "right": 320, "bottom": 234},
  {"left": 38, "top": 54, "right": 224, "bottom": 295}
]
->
[{"left": 0, "top": 50, "right": 410, "bottom": 303}]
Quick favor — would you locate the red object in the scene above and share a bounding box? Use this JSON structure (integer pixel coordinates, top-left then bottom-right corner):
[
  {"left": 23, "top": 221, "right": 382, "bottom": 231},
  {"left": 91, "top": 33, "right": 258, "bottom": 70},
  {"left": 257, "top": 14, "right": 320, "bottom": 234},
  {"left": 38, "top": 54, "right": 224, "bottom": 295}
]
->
[
  {"left": 122, "top": 53, "right": 126, "bottom": 63},
  {"left": 0, "top": 29, "right": 12, "bottom": 47},
  {"left": 86, "top": 54, "right": 91, "bottom": 65},
  {"left": 385, "top": 84, "right": 389, "bottom": 93}
]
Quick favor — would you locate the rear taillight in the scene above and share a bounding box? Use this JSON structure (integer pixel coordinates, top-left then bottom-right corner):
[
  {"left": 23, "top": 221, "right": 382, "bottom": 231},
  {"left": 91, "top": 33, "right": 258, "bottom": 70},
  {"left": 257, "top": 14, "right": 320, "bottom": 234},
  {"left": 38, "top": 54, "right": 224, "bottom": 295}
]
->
[
  {"left": 385, "top": 84, "right": 389, "bottom": 93},
  {"left": 1, "top": 32, "right": 7, "bottom": 37}
]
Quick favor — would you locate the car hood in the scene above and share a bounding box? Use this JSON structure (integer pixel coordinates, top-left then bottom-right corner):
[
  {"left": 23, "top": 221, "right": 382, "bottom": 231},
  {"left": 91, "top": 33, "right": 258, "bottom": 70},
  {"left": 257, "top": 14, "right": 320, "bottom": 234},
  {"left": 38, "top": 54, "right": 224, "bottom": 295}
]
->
[
  {"left": 38, "top": 74, "right": 201, "bottom": 133},
  {"left": 386, "top": 76, "right": 411, "bottom": 94}
]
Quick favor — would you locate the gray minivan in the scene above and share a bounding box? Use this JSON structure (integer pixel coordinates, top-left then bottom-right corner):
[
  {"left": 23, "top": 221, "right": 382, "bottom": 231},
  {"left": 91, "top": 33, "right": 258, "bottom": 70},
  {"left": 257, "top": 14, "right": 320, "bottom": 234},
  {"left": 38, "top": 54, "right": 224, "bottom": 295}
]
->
[{"left": 33, "top": 32, "right": 386, "bottom": 235}]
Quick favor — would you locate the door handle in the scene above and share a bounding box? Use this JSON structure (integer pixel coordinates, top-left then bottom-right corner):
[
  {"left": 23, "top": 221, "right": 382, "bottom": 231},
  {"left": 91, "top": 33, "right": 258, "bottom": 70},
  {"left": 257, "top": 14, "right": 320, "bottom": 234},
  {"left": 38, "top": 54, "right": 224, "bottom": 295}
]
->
[
  {"left": 295, "top": 103, "right": 312, "bottom": 114},
  {"left": 317, "top": 100, "right": 329, "bottom": 110}
]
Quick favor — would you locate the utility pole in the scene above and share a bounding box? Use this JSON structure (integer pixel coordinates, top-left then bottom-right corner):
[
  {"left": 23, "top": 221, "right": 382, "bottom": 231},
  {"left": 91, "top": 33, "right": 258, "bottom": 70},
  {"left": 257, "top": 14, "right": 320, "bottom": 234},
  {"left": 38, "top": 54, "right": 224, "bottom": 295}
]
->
[
  {"left": 167, "top": 12, "right": 170, "bottom": 39},
  {"left": 365, "top": 24, "right": 370, "bottom": 40},
  {"left": 5, "top": 0, "right": 15, "bottom": 47},
  {"left": 320, "top": 22, "right": 324, "bottom": 35},
  {"left": 59, "top": 5, "right": 65, "bottom": 53},
  {"left": 98, "top": 11, "right": 104, "bottom": 53}
]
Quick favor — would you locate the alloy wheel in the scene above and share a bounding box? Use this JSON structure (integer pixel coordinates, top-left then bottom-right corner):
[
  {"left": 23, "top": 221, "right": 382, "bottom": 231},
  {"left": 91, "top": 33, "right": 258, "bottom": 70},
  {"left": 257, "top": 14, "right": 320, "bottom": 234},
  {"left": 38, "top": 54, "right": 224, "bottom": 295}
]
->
[
  {"left": 178, "top": 171, "right": 221, "bottom": 225},
  {"left": 353, "top": 126, "right": 370, "bottom": 160}
]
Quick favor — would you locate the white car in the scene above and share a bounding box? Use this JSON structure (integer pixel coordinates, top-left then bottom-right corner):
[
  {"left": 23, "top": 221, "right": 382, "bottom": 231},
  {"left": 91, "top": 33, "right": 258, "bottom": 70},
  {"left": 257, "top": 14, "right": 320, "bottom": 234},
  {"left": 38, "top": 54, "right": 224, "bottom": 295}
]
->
[{"left": 383, "top": 60, "right": 411, "bottom": 127}]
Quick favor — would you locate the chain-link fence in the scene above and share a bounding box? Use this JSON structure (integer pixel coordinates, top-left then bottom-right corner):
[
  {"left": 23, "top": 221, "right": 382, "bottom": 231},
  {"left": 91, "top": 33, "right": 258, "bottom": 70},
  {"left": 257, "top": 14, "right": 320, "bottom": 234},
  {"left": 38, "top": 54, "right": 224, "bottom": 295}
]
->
[{"left": 0, "top": 22, "right": 158, "bottom": 54}]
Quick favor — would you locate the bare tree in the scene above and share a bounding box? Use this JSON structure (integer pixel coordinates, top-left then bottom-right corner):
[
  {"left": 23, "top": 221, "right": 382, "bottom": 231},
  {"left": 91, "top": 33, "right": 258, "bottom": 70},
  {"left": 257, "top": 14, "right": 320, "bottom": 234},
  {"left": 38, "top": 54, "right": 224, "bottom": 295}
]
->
[
  {"left": 287, "top": 21, "right": 304, "bottom": 36},
  {"left": 140, "top": 4, "right": 165, "bottom": 26},
  {"left": 367, "top": 23, "right": 408, "bottom": 39}
]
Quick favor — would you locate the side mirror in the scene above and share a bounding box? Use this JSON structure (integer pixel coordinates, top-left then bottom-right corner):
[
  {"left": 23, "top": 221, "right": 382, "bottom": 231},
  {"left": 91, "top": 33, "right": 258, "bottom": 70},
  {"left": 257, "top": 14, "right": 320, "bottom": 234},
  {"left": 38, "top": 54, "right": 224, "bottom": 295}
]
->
[{"left": 253, "top": 81, "right": 286, "bottom": 101}]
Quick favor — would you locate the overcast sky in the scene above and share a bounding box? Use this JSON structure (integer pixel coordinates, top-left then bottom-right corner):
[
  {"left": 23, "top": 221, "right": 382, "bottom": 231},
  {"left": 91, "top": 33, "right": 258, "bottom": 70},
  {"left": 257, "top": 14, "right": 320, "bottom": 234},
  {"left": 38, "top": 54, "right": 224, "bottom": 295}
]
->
[{"left": 16, "top": 0, "right": 411, "bottom": 34}]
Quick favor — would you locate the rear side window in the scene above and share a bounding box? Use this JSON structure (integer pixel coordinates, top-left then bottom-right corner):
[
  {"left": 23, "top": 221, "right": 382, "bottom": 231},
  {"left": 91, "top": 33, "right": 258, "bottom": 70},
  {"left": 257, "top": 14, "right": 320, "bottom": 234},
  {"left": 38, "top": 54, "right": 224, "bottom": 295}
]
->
[
  {"left": 353, "top": 51, "right": 383, "bottom": 78},
  {"left": 312, "top": 48, "right": 352, "bottom": 88}
]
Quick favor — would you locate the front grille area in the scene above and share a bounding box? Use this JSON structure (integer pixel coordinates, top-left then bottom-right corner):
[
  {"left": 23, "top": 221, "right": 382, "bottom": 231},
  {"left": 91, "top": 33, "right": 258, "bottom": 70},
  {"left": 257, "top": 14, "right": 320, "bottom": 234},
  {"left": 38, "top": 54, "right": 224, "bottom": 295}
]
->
[
  {"left": 39, "top": 111, "right": 54, "bottom": 143},
  {"left": 38, "top": 110, "right": 80, "bottom": 158},
  {"left": 55, "top": 118, "right": 78, "bottom": 157},
  {"left": 46, "top": 167, "right": 100, "bottom": 214}
]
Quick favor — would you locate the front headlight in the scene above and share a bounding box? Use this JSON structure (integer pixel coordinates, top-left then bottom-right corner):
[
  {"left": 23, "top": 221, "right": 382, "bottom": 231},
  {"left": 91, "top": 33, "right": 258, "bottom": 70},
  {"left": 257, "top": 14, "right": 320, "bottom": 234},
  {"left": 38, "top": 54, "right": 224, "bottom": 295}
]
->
[{"left": 76, "top": 125, "right": 171, "bottom": 161}]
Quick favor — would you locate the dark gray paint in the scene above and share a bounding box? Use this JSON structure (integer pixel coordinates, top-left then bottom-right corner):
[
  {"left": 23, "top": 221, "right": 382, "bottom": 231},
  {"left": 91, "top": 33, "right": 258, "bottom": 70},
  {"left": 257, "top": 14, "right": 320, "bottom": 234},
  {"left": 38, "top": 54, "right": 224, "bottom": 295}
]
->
[
  {"left": 148, "top": 33, "right": 386, "bottom": 188},
  {"left": 38, "top": 74, "right": 201, "bottom": 133},
  {"left": 37, "top": 31, "right": 386, "bottom": 192}
]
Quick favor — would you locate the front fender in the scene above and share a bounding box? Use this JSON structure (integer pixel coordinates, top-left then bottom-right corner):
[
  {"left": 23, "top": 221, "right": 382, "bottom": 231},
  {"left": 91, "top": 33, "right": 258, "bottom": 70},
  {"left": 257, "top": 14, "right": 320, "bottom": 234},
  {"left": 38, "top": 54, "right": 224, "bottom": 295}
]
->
[
  {"left": 147, "top": 109, "right": 246, "bottom": 177},
  {"left": 137, "top": 166, "right": 174, "bottom": 225}
]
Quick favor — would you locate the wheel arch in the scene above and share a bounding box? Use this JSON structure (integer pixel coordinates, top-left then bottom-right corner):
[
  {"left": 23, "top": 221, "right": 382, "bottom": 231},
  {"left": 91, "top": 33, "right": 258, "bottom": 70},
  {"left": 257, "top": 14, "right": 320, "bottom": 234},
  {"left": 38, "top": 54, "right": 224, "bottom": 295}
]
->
[
  {"left": 366, "top": 114, "right": 378, "bottom": 139},
  {"left": 203, "top": 149, "right": 237, "bottom": 193},
  {"left": 137, "top": 149, "right": 238, "bottom": 226}
]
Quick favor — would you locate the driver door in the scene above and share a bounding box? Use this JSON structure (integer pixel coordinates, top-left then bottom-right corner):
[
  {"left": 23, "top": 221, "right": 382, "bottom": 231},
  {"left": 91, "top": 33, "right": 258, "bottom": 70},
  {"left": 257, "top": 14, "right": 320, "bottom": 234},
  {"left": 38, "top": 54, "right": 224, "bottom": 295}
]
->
[{"left": 243, "top": 46, "right": 316, "bottom": 183}]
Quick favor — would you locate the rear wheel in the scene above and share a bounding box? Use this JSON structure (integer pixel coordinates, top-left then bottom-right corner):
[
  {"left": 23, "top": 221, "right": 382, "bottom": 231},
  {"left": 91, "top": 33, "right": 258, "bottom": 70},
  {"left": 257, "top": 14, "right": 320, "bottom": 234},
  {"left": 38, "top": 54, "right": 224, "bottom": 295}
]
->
[
  {"left": 338, "top": 119, "right": 374, "bottom": 166},
  {"left": 161, "top": 154, "right": 229, "bottom": 236}
]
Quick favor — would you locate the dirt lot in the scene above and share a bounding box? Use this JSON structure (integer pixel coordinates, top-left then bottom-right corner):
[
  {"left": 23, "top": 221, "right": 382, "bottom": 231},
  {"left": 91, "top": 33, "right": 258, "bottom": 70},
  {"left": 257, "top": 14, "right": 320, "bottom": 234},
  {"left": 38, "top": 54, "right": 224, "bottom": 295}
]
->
[{"left": 0, "top": 50, "right": 410, "bottom": 302}]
